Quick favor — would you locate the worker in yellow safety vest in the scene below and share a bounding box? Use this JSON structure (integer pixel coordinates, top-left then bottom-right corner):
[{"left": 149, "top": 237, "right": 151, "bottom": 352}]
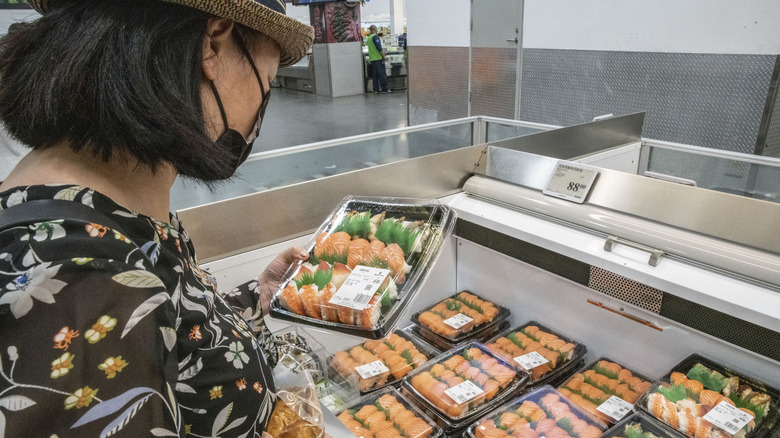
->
[{"left": 367, "top": 25, "right": 390, "bottom": 93}]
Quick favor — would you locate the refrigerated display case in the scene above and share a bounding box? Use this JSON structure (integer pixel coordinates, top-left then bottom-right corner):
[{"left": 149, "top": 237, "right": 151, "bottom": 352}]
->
[{"left": 176, "top": 113, "right": 780, "bottom": 436}]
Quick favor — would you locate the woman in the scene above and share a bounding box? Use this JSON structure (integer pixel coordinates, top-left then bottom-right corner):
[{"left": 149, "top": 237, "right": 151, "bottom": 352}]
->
[{"left": 0, "top": 0, "right": 315, "bottom": 436}]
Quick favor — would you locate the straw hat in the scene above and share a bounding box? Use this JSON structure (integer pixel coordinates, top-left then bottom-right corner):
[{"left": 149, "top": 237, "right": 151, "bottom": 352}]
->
[{"left": 26, "top": 0, "right": 314, "bottom": 67}]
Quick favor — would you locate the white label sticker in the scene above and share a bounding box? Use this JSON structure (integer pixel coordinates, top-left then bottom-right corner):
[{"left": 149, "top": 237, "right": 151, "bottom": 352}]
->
[
  {"left": 319, "top": 394, "right": 342, "bottom": 412},
  {"left": 596, "top": 395, "right": 634, "bottom": 421},
  {"left": 444, "top": 380, "right": 484, "bottom": 405},
  {"left": 443, "top": 313, "right": 473, "bottom": 329},
  {"left": 354, "top": 360, "right": 390, "bottom": 379},
  {"left": 514, "top": 351, "right": 550, "bottom": 370},
  {"left": 328, "top": 266, "right": 391, "bottom": 310},
  {"left": 543, "top": 161, "right": 599, "bottom": 204},
  {"left": 703, "top": 401, "right": 755, "bottom": 435}
]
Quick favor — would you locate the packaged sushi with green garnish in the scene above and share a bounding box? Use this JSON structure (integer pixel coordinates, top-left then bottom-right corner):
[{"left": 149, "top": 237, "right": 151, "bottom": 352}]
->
[
  {"left": 410, "top": 291, "right": 511, "bottom": 350},
  {"left": 465, "top": 385, "right": 608, "bottom": 438},
  {"left": 601, "top": 412, "right": 686, "bottom": 438},
  {"left": 335, "top": 387, "right": 442, "bottom": 438},
  {"left": 558, "top": 358, "right": 654, "bottom": 425},
  {"left": 270, "top": 196, "right": 456, "bottom": 339},
  {"left": 639, "top": 354, "right": 780, "bottom": 438}
]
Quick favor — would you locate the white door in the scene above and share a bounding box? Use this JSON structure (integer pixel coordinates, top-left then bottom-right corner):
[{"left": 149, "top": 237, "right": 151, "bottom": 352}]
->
[{"left": 469, "top": 0, "right": 523, "bottom": 119}]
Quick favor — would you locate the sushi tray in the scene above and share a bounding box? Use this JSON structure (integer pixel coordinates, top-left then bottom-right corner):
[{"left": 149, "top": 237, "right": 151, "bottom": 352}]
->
[
  {"left": 399, "top": 323, "right": 445, "bottom": 355},
  {"left": 466, "top": 385, "right": 608, "bottom": 438},
  {"left": 410, "top": 291, "right": 511, "bottom": 350},
  {"left": 270, "top": 196, "right": 456, "bottom": 339},
  {"left": 637, "top": 354, "right": 780, "bottom": 438},
  {"left": 335, "top": 387, "right": 442, "bottom": 438},
  {"left": 400, "top": 341, "right": 531, "bottom": 434},
  {"left": 329, "top": 331, "right": 439, "bottom": 395},
  {"left": 558, "top": 358, "right": 654, "bottom": 425},
  {"left": 600, "top": 412, "right": 687, "bottom": 438},
  {"left": 484, "top": 321, "right": 587, "bottom": 388}
]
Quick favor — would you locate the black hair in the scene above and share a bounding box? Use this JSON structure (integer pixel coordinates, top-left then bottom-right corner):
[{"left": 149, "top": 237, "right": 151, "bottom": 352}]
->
[{"left": 0, "top": 0, "right": 257, "bottom": 182}]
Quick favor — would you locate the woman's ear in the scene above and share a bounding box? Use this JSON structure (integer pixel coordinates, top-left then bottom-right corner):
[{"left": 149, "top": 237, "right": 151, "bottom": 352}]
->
[{"left": 202, "top": 18, "right": 235, "bottom": 81}]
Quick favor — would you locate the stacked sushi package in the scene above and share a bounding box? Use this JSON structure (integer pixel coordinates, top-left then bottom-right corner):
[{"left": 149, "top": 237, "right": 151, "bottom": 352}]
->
[
  {"left": 411, "top": 291, "right": 511, "bottom": 350},
  {"left": 329, "top": 331, "right": 438, "bottom": 394},
  {"left": 640, "top": 355, "right": 779, "bottom": 438},
  {"left": 336, "top": 388, "right": 442, "bottom": 438},
  {"left": 484, "top": 321, "right": 587, "bottom": 388},
  {"left": 467, "top": 386, "right": 607, "bottom": 438},
  {"left": 401, "top": 342, "right": 530, "bottom": 435},
  {"left": 271, "top": 197, "right": 456, "bottom": 339},
  {"left": 558, "top": 359, "right": 653, "bottom": 425}
]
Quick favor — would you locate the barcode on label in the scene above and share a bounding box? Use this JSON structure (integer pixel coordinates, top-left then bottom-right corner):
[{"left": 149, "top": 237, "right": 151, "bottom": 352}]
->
[
  {"left": 703, "top": 400, "right": 754, "bottom": 435},
  {"left": 596, "top": 396, "right": 633, "bottom": 421},
  {"left": 328, "top": 266, "right": 391, "bottom": 310},
  {"left": 444, "top": 380, "right": 484, "bottom": 405},
  {"left": 514, "top": 351, "right": 549, "bottom": 370},
  {"left": 354, "top": 360, "right": 390, "bottom": 379},
  {"left": 443, "top": 313, "right": 473, "bottom": 329}
]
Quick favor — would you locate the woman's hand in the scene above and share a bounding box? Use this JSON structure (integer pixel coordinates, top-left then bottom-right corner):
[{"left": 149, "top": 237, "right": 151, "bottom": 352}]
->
[{"left": 257, "top": 246, "right": 309, "bottom": 315}]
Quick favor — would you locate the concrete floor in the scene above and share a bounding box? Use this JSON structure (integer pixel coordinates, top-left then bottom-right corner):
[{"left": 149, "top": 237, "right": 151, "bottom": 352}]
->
[{"left": 254, "top": 87, "right": 409, "bottom": 152}]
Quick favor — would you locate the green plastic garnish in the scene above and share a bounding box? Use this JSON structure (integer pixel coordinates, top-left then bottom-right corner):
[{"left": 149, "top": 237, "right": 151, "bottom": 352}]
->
[{"left": 656, "top": 384, "right": 688, "bottom": 403}]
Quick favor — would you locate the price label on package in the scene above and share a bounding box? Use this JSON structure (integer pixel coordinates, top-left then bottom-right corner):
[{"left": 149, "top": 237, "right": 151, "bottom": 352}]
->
[
  {"left": 444, "top": 380, "right": 484, "bottom": 405},
  {"left": 443, "top": 313, "right": 473, "bottom": 329},
  {"left": 319, "top": 394, "right": 343, "bottom": 412},
  {"left": 514, "top": 351, "right": 550, "bottom": 370},
  {"left": 543, "top": 161, "right": 599, "bottom": 204},
  {"left": 328, "top": 266, "right": 391, "bottom": 310},
  {"left": 596, "top": 395, "right": 634, "bottom": 421},
  {"left": 703, "top": 401, "right": 755, "bottom": 435},
  {"left": 354, "top": 360, "right": 390, "bottom": 379}
]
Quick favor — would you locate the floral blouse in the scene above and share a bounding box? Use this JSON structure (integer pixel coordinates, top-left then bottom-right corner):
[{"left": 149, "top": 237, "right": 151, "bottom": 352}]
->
[{"left": 0, "top": 185, "right": 277, "bottom": 437}]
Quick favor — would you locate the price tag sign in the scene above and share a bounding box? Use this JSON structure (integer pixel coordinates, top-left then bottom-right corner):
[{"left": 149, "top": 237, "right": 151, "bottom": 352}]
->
[
  {"left": 543, "top": 161, "right": 599, "bottom": 204},
  {"left": 328, "top": 266, "right": 391, "bottom": 310},
  {"left": 443, "top": 313, "right": 474, "bottom": 329},
  {"left": 703, "top": 401, "right": 755, "bottom": 435},
  {"left": 514, "top": 351, "right": 550, "bottom": 370},
  {"left": 444, "top": 380, "right": 484, "bottom": 405},
  {"left": 596, "top": 395, "right": 634, "bottom": 421},
  {"left": 354, "top": 360, "right": 390, "bottom": 379}
]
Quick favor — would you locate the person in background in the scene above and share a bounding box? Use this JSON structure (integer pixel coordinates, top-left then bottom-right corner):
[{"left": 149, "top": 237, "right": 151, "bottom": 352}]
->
[
  {"left": 367, "top": 24, "right": 390, "bottom": 94},
  {"left": 0, "top": 0, "right": 318, "bottom": 436}
]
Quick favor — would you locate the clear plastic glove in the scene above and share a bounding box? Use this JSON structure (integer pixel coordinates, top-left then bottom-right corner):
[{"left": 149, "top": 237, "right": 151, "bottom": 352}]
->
[{"left": 257, "top": 246, "right": 309, "bottom": 315}]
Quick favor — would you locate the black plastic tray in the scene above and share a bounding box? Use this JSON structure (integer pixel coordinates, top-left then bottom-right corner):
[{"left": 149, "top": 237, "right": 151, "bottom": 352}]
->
[
  {"left": 335, "top": 387, "right": 442, "bottom": 438},
  {"left": 601, "top": 412, "right": 687, "bottom": 438},
  {"left": 328, "top": 329, "right": 440, "bottom": 396},
  {"left": 464, "top": 385, "right": 608, "bottom": 438},
  {"left": 483, "top": 320, "right": 588, "bottom": 389},
  {"left": 270, "top": 196, "right": 456, "bottom": 339},
  {"left": 637, "top": 354, "right": 780, "bottom": 438},
  {"left": 410, "top": 290, "right": 511, "bottom": 346},
  {"left": 558, "top": 357, "right": 655, "bottom": 425},
  {"left": 400, "top": 341, "right": 531, "bottom": 432}
]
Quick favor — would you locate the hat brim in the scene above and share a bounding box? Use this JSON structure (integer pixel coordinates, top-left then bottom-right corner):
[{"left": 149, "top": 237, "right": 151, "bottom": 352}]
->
[{"left": 27, "top": 0, "right": 314, "bottom": 67}]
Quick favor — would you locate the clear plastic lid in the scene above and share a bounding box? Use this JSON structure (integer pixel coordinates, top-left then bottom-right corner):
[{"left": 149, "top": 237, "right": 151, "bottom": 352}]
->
[
  {"left": 270, "top": 196, "right": 456, "bottom": 339},
  {"left": 638, "top": 354, "right": 780, "bottom": 438},
  {"left": 483, "top": 321, "right": 587, "bottom": 386},
  {"left": 558, "top": 357, "right": 654, "bottom": 425},
  {"left": 335, "top": 387, "right": 442, "bottom": 438},
  {"left": 410, "top": 290, "right": 511, "bottom": 345},
  {"left": 600, "top": 412, "right": 687, "bottom": 438},
  {"left": 329, "top": 330, "right": 439, "bottom": 395},
  {"left": 401, "top": 342, "right": 530, "bottom": 422},
  {"left": 466, "top": 385, "right": 608, "bottom": 438}
]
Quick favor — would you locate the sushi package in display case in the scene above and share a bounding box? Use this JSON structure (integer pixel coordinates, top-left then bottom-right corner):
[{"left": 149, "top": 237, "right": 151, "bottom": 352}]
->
[
  {"left": 558, "top": 358, "right": 653, "bottom": 425},
  {"left": 400, "top": 342, "right": 530, "bottom": 435},
  {"left": 410, "top": 291, "right": 511, "bottom": 350},
  {"left": 270, "top": 196, "right": 456, "bottom": 339},
  {"left": 335, "top": 387, "right": 442, "bottom": 438},
  {"left": 484, "top": 321, "right": 587, "bottom": 388},
  {"left": 329, "top": 330, "right": 439, "bottom": 395},
  {"left": 466, "top": 385, "right": 608, "bottom": 438},
  {"left": 639, "top": 354, "right": 780, "bottom": 438},
  {"left": 399, "top": 323, "right": 445, "bottom": 354},
  {"left": 601, "top": 412, "right": 687, "bottom": 438}
]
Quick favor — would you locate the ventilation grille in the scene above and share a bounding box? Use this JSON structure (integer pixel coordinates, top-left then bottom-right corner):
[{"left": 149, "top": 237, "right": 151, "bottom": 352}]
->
[{"left": 588, "top": 266, "right": 664, "bottom": 314}]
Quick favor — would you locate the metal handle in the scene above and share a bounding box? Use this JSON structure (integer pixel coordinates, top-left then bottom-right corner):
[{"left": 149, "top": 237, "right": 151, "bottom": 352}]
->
[
  {"left": 506, "top": 37, "right": 518, "bottom": 43},
  {"left": 604, "top": 235, "right": 664, "bottom": 267}
]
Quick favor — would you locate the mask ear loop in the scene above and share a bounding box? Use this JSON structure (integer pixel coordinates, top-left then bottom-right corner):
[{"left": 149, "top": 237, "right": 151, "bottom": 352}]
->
[
  {"left": 235, "top": 30, "right": 267, "bottom": 100},
  {"left": 209, "top": 81, "right": 230, "bottom": 132}
]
